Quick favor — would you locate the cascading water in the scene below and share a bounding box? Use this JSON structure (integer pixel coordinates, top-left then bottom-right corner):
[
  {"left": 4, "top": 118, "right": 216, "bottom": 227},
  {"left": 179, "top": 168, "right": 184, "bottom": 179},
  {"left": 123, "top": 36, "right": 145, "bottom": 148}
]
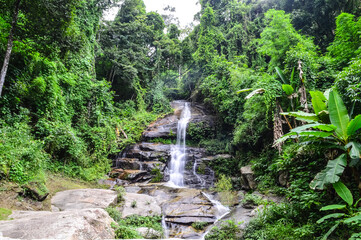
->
[
  {"left": 201, "top": 192, "right": 230, "bottom": 240},
  {"left": 168, "top": 102, "right": 191, "bottom": 187}
]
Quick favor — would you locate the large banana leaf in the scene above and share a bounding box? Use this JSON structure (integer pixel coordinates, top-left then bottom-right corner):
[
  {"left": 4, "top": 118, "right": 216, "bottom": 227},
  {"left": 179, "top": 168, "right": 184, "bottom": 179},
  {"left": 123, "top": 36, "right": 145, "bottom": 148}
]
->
[
  {"left": 281, "top": 111, "right": 318, "bottom": 122},
  {"left": 310, "top": 91, "right": 327, "bottom": 115},
  {"left": 290, "top": 123, "right": 336, "bottom": 133},
  {"left": 347, "top": 115, "right": 361, "bottom": 136},
  {"left": 310, "top": 154, "right": 347, "bottom": 190},
  {"left": 325, "top": 154, "right": 347, "bottom": 183},
  {"left": 328, "top": 90, "right": 349, "bottom": 141},
  {"left": 345, "top": 141, "right": 361, "bottom": 159},
  {"left": 333, "top": 181, "right": 353, "bottom": 206},
  {"left": 276, "top": 131, "right": 333, "bottom": 143}
]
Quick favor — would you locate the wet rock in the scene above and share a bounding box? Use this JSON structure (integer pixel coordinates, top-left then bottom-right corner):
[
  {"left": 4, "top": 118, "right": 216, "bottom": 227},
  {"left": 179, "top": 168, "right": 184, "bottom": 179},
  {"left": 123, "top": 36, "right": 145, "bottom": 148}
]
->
[
  {"left": 240, "top": 165, "right": 257, "bottom": 190},
  {"left": 136, "top": 227, "right": 162, "bottom": 239},
  {"left": 121, "top": 192, "right": 161, "bottom": 218},
  {"left": 0, "top": 208, "right": 115, "bottom": 239},
  {"left": 51, "top": 189, "right": 117, "bottom": 211}
]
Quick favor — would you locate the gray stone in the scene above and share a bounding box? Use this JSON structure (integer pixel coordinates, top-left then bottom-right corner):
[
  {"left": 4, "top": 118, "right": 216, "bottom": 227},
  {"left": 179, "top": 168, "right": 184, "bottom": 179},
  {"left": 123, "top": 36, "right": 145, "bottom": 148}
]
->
[
  {"left": 114, "top": 158, "right": 141, "bottom": 170},
  {"left": 51, "top": 189, "right": 117, "bottom": 211},
  {"left": 136, "top": 227, "right": 162, "bottom": 239},
  {"left": 240, "top": 165, "right": 257, "bottom": 190},
  {"left": 0, "top": 209, "right": 115, "bottom": 239},
  {"left": 121, "top": 192, "right": 161, "bottom": 218},
  {"left": 278, "top": 171, "right": 289, "bottom": 187}
]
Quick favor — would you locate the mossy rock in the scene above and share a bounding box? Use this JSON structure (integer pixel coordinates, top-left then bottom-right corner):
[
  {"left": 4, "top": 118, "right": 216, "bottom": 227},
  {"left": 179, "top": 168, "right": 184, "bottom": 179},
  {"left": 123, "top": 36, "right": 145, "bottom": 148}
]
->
[
  {"left": 0, "top": 208, "right": 12, "bottom": 220},
  {"left": 22, "top": 181, "right": 49, "bottom": 201}
]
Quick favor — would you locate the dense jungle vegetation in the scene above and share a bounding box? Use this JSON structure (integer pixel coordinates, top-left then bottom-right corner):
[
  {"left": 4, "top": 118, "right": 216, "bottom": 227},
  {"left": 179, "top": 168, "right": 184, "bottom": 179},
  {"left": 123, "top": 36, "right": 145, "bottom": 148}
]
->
[{"left": 1, "top": 0, "right": 361, "bottom": 238}]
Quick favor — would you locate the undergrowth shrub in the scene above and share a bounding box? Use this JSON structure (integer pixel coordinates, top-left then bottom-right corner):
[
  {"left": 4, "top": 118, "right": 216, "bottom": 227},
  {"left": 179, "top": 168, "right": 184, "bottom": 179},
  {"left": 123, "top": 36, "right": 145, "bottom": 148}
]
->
[
  {"left": 0, "top": 120, "right": 48, "bottom": 184},
  {"left": 205, "top": 220, "right": 240, "bottom": 240}
]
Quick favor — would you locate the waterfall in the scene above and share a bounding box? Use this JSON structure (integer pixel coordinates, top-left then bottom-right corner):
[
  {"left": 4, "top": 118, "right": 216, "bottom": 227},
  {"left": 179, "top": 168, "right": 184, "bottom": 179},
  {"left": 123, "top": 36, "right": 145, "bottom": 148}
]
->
[
  {"left": 201, "top": 192, "right": 230, "bottom": 240},
  {"left": 168, "top": 102, "right": 191, "bottom": 187}
]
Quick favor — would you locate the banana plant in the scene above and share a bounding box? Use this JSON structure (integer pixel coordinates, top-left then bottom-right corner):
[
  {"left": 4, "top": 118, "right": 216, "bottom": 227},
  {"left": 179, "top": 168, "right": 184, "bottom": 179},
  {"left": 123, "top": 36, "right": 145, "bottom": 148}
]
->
[
  {"left": 317, "top": 182, "right": 361, "bottom": 240},
  {"left": 278, "top": 89, "right": 361, "bottom": 190}
]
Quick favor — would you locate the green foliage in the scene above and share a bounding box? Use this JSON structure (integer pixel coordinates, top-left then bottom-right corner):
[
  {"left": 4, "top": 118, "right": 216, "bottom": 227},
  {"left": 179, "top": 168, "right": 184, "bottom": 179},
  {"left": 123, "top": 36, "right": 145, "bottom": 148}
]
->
[
  {"left": 187, "top": 122, "right": 215, "bottom": 142},
  {"left": 0, "top": 120, "right": 48, "bottom": 184},
  {"left": 106, "top": 206, "right": 123, "bottom": 222},
  {"left": 243, "top": 203, "right": 318, "bottom": 240},
  {"left": 316, "top": 183, "right": 361, "bottom": 239},
  {"left": 149, "top": 138, "right": 175, "bottom": 145},
  {"left": 205, "top": 220, "right": 240, "bottom": 240},
  {"left": 150, "top": 167, "right": 163, "bottom": 183},
  {"left": 257, "top": 10, "right": 312, "bottom": 69},
  {"left": 214, "top": 174, "right": 237, "bottom": 206},
  {"left": 114, "top": 224, "right": 143, "bottom": 239},
  {"left": 328, "top": 13, "right": 361, "bottom": 68},
  {"left": 192, "top": 221, "right": 209, "bottom": 230},
  {"left": 114, "top": 186, "right": 126, "bottom": 203},
  {"left": 241, "top": 193, "right": 267, "bottom": 207},
  {"left": 281, "top": 89, "right": 361, "bottom": 190},
  {"left": 0, "top": 208, "right": 12, "bottom": 221}
]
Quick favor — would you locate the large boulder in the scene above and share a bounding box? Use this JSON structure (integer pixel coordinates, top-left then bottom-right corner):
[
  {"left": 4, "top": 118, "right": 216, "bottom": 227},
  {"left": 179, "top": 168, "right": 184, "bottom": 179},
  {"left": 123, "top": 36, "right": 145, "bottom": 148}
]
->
[
  {"left": 0, "top": 209, "right": 115, "bottom": 239},
  {"left": 51, "top": 189, "right": 117, "bottom": 211},
  {"left": 121, "top": 192, "right": 161, "bottom": 218},
  {"left": 240, "top": 165, "right": 257, "bottom": 190}
]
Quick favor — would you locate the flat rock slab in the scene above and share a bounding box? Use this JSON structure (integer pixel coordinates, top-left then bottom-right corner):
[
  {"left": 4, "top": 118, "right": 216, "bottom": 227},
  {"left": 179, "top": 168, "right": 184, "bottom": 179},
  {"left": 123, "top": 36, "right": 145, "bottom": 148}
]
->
[
  {"left": 51, "top": 189, "right": 117, "bottom": 211},
  {"left": 0, "top": 209, "right": 115, "bottom": 239},
  {"left": 122, "top": 192, "right": 161, "bottom": 218}
]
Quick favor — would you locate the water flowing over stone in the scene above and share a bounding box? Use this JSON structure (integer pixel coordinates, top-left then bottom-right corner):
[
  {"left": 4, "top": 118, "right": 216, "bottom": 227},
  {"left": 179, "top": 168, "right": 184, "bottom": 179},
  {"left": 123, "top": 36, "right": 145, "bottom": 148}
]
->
[{"left": 168, "top": 102, "right": 191, "bottom": 187}]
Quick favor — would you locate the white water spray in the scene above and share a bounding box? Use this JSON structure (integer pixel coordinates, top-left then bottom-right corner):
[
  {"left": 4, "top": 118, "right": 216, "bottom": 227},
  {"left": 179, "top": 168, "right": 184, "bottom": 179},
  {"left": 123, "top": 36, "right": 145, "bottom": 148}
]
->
[
  {"left": 201, "top": 192, "right": 230, "bottom": 239},
  {"left": 168, "top": 102, "right": 191, "bottom": 187}
]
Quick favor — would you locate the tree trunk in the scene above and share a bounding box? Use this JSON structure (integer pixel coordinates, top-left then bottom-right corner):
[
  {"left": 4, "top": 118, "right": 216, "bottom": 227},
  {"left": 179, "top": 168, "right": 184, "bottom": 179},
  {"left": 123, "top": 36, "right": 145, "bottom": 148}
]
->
[{"left": 0, "top": 0, "right": 21, "bottom": 97}]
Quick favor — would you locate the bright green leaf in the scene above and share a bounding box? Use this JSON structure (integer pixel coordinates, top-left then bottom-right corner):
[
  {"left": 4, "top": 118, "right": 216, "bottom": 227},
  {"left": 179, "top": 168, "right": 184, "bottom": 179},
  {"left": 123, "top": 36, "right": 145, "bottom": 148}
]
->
[
  {"left": 320, "top": 204, "right": 347, "bottom": 211},
  {"left": 237, "top": 88, "right": 253, "bottom": 94},
  {"left": 282, "top": 84, "right": 294, "bottom": 96},
  {"left": 333, "top": 181, "right": 353, "bottom": 206},
  {"left": 281, "top": 111, "right": 318, "bottom": 122},
  {"left": 328, "top": 90, "right": 349, "bottom": 140},
  {"left": 299, "top": 131, "right": 333, "bottom": 138},
  {"left": 344, "top": 214, "right": 361, "bottom": 223},
  {"left": 317, "top": 213, "right": 345, "bottom": 224},
  {"left": 310, "top": 91, "right": 327, "bottom": 115},
  {"left": 347, "top": 115, "right": 361, "bottom": 136}
]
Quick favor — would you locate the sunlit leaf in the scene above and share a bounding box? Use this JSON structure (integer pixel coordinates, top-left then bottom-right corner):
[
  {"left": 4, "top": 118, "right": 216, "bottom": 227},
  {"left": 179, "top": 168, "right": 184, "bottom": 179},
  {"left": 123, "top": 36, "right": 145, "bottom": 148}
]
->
[
  {"left": 328, "top": 90, "right": 349, "bottom": 140},
  {"left": 333, "top": 181, "right": 353, "bottom": 206},
  {"left": 347, "top": 115, "right": 361, "bottom": 136}
]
